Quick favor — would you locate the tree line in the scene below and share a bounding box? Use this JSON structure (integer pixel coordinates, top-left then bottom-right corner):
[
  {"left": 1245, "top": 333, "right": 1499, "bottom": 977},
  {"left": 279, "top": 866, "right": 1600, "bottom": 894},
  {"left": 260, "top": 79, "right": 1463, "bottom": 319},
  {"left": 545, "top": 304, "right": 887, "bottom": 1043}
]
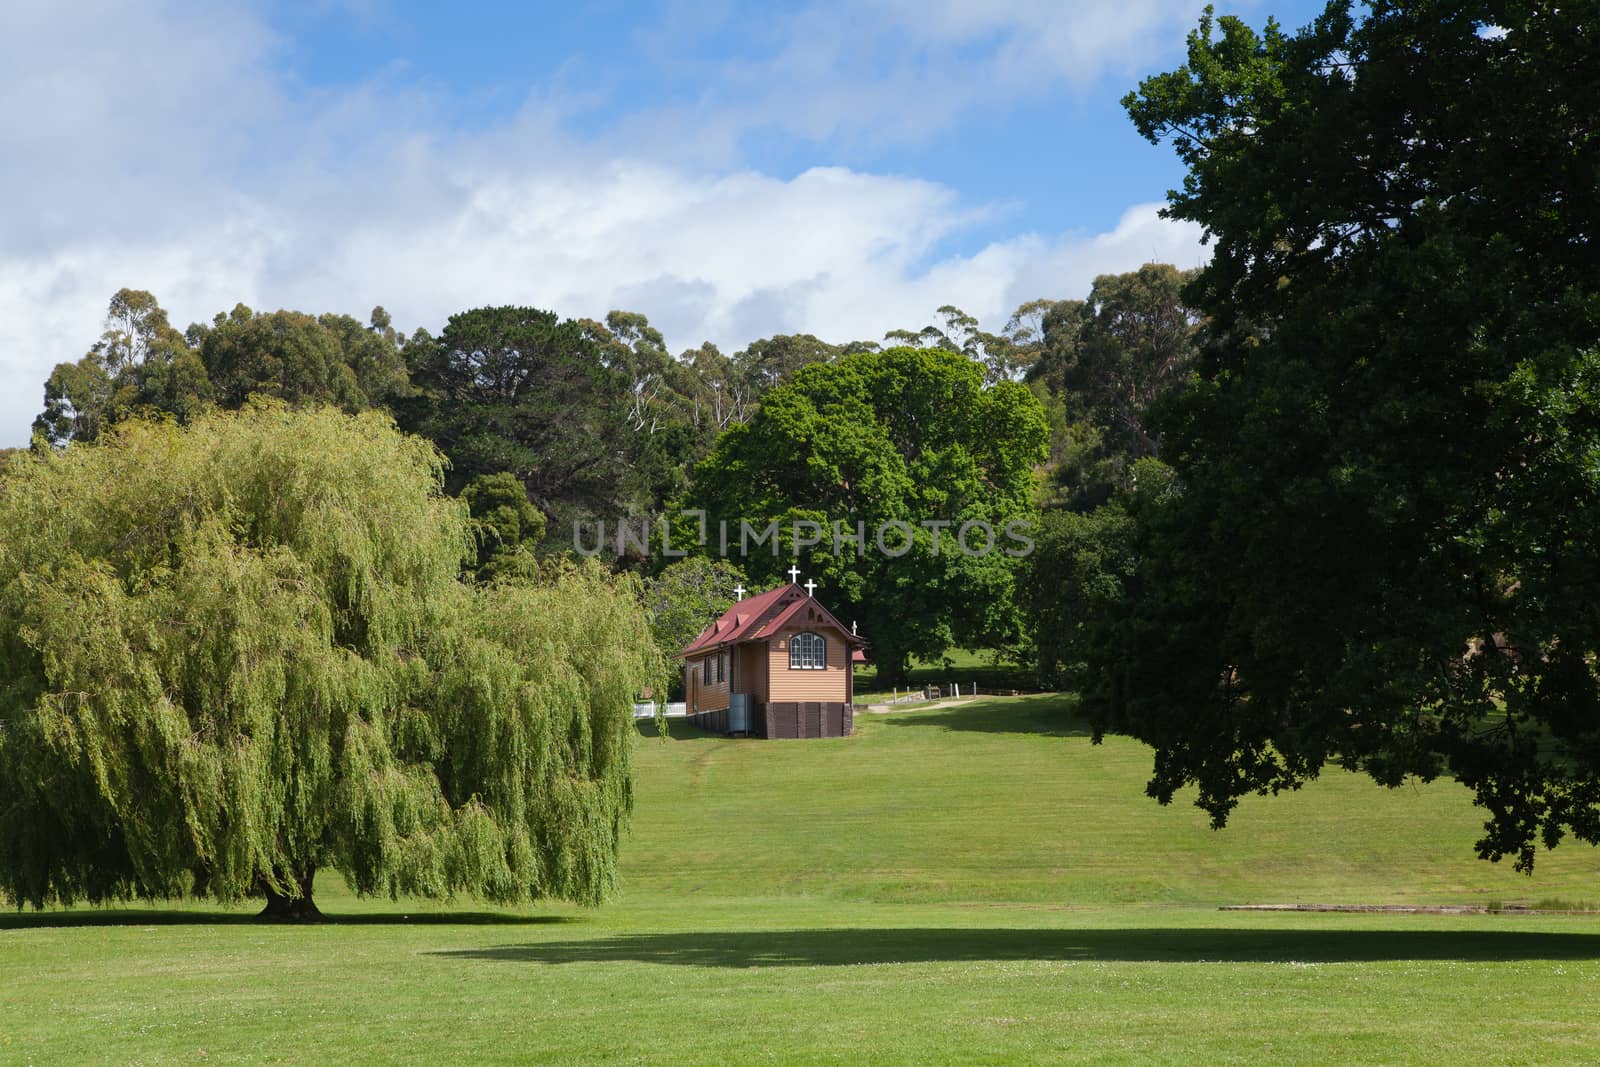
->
[{"left": 25, "top": 263, "right": 1203, "bottom": 688}]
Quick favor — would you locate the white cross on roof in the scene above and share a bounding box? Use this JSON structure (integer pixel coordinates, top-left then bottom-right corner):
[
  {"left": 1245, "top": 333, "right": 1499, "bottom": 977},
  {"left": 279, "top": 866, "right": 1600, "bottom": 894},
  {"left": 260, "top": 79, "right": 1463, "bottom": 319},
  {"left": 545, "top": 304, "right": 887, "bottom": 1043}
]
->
[
  {"left": 786, "top": 564, "right": 802, "bottom": 583},
  {"left": 804, "top": 578, "right": 818, "bottom": 597},
  {"left": 732, "top": 584, "right": 747, "bottom": 601}
]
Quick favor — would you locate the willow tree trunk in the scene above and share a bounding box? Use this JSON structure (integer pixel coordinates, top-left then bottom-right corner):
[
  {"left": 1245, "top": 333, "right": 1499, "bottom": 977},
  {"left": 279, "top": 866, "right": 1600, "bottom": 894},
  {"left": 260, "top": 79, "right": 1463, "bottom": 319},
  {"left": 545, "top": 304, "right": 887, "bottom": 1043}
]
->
[{"left": 258, "top": 868, "right": 323, "bottom": 922}]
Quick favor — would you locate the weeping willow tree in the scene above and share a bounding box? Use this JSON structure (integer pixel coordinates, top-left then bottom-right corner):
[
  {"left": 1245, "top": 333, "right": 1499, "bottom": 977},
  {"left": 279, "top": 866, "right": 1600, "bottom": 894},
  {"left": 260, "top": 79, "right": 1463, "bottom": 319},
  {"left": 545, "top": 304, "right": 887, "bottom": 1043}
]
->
[{"left": 0, "top": 403, "right": 662, "bottom": 918}]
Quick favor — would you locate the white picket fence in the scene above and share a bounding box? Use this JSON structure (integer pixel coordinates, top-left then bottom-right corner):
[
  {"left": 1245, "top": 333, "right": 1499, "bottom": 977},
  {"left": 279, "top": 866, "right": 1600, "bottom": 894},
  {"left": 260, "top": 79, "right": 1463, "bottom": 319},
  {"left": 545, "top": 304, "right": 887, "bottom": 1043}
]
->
[
  {"left": 880, "top": 683, "right": 1042, "bottom": 705},
  {"left": 885, "top": 683, "right": 972, "bottom": 705},
  {"left": 633, "top": 702, "right": 687, "bottom": 718}
]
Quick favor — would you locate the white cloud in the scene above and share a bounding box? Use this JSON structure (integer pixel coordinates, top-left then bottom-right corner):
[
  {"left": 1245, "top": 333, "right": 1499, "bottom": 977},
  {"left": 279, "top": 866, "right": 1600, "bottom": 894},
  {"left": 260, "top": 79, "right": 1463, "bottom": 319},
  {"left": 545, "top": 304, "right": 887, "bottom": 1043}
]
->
[
  {"left": 0, "top": 170, "right": 1206, "bottom": 444},
  {"left": 627, "top": 0, "right": 1231, "bottom": 151},
  {"left": 0, "top": 0, "right": 1211, "bottom": 446}
]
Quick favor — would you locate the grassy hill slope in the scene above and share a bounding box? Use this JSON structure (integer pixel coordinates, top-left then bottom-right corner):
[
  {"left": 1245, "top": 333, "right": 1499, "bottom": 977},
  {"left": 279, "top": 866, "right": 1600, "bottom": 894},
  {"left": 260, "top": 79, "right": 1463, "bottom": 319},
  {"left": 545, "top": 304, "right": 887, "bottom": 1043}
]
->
[
  {"left": 627, "top": 694, "right": 1600, "bottom": 908},
  {"left": 4, "top": 695, "right": 1599, "bottom": 1065}
]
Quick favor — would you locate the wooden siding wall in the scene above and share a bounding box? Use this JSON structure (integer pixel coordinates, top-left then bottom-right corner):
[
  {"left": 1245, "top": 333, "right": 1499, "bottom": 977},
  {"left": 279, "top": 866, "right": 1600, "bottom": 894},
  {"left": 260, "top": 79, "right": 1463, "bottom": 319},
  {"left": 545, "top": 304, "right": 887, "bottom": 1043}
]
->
[
  {"left": 766, "top": 628, "right": 849, "bottom": 704},
  {"left": 685, "top": 651, "right": 730, "bottom": 714}
]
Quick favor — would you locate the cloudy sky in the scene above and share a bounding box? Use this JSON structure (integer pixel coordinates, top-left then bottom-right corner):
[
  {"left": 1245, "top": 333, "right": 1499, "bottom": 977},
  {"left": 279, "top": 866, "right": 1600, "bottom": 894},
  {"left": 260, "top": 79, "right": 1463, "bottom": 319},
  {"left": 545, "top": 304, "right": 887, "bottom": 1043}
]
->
[{"left": 0, "top": 0, "right": 1323, "bottom": 446}]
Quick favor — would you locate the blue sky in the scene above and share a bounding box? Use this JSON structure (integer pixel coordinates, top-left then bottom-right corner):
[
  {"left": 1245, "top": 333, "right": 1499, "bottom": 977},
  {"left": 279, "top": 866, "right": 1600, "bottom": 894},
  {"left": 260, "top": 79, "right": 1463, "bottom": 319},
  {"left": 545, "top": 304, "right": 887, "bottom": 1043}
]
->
[{"left": 0, "top": 0, "right": 1327, "bottom": 445}]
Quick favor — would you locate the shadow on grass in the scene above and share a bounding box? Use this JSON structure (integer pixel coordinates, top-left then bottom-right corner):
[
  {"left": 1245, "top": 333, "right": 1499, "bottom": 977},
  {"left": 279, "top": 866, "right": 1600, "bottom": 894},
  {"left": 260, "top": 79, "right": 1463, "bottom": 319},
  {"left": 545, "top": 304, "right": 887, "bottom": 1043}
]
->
[
  {"left": 431, "top": 925, "right": 1600, "bottom": 967},
  {"left": 876, "top": 695, "right": 1092, "bottom": 738},
  {"left": 0, "top": 909, "right": 578, "bottom": 931}
]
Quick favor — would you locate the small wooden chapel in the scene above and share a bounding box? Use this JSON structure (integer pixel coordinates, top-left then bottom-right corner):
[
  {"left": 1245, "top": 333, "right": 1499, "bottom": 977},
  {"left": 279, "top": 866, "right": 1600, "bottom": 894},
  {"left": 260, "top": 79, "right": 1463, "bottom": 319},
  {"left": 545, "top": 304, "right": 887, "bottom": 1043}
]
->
[{"left": 680, "top": 573, "right": 868, "bottom": 738}]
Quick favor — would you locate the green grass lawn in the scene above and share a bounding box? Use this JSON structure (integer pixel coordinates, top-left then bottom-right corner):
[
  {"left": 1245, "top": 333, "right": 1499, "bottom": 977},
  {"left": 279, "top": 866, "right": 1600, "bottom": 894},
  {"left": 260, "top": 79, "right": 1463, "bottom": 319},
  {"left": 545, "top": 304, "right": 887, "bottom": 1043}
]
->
[{"left": 5, "top": 695, "right": 1600, "bottom": 1064}]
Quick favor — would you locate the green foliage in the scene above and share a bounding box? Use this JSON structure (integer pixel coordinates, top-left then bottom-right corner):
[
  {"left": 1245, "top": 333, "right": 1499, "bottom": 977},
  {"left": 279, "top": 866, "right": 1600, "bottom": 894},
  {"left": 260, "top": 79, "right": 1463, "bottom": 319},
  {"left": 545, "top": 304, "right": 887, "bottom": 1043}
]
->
[
  {"left": 574, "top": 315, "right": 850, "bottom": 512},
  {"left": 1025, "top": 457, "right": 1177, "bottom": 691},
  {"left": 32, "top": 290, "right": 411, "bottom": 450},
  {"left": 401, "top": 306, "right": 635, "bottom": 524},
  {"left": 887, "top": 304, "right": 1035, "bottom": 384},
  {"left": 692, "top": 347, "right": 1047, "bottom": 683},
  {"left": 0, "top": 404, "right": 661, "bottom": 911},
  {"left": 1025, "top": 265, "right": 1201, "bottom": 510},
  {"left": 461, "top": 471, "right": 548, "bottom": 583},
  {"left": 1027, "top": 502, "right": 1137, "bottom": 689},
  {"left": 33, "top": 289, "right": 207, "bottom": 447},
  {"left": 194, "top": 304, "right": 411, "bottom": 413},
  {"left": 736, "top": 333, "right": 840, "bottom": 398},
  {"left": 1086, "top": 1, "right": 1600, "bottom": 869},
  {"left": 33, "top": 353, "right": 114, "bottom": 446},
  {"left": 640, "top": 558, "right": 748, "bottom": 697}
]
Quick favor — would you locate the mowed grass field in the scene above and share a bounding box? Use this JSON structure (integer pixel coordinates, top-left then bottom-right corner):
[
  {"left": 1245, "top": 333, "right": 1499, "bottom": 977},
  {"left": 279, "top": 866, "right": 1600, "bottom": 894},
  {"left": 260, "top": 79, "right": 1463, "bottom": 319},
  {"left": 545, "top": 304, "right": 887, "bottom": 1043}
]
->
[{"left": 5, "top": 695, "right": 1600, "bottom": 1064}]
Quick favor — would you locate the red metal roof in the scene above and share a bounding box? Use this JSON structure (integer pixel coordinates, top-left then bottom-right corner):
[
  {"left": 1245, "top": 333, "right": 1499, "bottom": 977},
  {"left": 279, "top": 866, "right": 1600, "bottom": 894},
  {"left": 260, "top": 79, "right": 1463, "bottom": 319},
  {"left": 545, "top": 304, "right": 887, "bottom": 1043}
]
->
[
  {"left": 680, "top": 583, "right": 798, "bottom": 656},
  {"left": 680, "top": 583, "right": 867, "bottom": 657}
]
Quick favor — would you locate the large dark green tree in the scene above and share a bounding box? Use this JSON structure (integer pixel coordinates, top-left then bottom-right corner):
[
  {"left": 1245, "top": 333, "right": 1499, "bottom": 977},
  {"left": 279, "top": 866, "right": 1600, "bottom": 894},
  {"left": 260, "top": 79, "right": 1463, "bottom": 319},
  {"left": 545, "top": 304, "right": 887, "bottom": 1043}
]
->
[
  {"left": 0, "top": 404, "right": 661, "bottom": 916},
  {"left": 401, "top": 306, "right": 632, "bottom": 521},
  {"left": 1080, "top": 1, "right": 1600, "bottom": 869},
  {"left": 1030, "top": 266, "right": 1200, "bottom": 461},
  {"left": 692, "top": 347, "right": 1048, "bottom": 683}
]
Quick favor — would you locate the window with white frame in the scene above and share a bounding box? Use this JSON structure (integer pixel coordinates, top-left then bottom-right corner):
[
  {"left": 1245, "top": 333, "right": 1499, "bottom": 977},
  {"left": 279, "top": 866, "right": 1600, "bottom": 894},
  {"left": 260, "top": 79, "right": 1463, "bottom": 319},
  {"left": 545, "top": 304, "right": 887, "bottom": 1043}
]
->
[{"left": 789, "top": 632, "right": 826, "bottom": 669}]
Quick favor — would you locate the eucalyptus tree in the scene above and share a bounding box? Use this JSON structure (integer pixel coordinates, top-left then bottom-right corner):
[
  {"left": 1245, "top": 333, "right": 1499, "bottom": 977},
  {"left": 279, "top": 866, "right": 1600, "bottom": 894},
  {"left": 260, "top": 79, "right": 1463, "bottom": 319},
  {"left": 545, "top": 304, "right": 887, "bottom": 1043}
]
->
[
  {"left": 1017, "top": 267, "right": 1201, "bottom": 511},
  {"left": 735, "top": 334, "right": 841, "bottom": 399},
  {"left": 0, "top": 404, "right": 661, "bottom": 917},
  {"left": 34, "top": 292, "right": 411, "bottom": 449},
  {"left": 33, "top": 289, "right": 209, "bottom": 446},
  {"left": 194, "top": 304, "right": 411, "bottom": 413},
  {"left": 887, "top": 305, "right": 1035, "bottom": 385}
]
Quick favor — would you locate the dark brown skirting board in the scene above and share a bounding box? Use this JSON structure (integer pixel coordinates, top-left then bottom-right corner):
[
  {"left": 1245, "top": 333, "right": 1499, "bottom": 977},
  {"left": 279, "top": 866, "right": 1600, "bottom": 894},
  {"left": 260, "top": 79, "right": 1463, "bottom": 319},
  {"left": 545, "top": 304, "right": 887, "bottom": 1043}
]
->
[{"left": 683, "top": 701, "right": 855, "bottom": 738}]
